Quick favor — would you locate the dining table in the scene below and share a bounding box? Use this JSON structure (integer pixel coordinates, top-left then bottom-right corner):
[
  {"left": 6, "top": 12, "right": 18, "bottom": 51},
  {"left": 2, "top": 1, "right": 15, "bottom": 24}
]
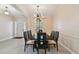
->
[{"left": 32, "top": 32, "right": 51, "bottom": 54}]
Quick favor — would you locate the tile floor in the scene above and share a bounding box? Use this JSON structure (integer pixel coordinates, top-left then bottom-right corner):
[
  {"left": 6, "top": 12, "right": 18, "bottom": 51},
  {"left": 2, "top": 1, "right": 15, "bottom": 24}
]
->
[{"left": 0, "top": 38, "right": 71, "bottom": 54}]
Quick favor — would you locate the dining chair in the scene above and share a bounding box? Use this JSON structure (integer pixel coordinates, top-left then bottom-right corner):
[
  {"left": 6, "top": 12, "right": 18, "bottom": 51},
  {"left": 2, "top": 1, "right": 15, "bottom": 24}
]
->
[
  {"left": 27, "top": 30, "right": 33, "bottom": 40},
  {"left": 23, "top": 31, "right": 34, "bottom": 52},
  {"left": 33, "top": 33, "right": 49, "bottom": 54},
  {"left": 48, "top": 31, "right": 59, "bottom": 51}
]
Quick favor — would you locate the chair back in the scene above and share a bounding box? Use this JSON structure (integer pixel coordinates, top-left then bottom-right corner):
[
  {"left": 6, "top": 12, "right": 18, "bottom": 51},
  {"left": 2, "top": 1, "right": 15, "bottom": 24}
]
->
[
  {"left": 27, "top": 30, "right": 33, "bottom": 40},
  {"left": 23, "top": 31, "right": 28, "bottom": 42},
  {"left": 53, "top": 31, "right": 59, "bottom": 42},
  {"left": 50, "top": 31, "right": 59, "bottom": 42},
  {"left": 50, "top": 31, "right": 55, "bottom": 39},
  {"left": 37, "top": 32, "right": 46, "bottom": 40}
]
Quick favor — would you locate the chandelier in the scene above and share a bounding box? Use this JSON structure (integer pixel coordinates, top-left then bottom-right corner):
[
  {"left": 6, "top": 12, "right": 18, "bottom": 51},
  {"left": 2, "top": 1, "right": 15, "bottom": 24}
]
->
[
  {"left": 35, "top": 5, "right": 43, "bottom": 32},
  {"left": 36, "top": 5, "right": 41, "bottom": 17},
  {"left": 4, "top": 6, "right": 9, "bottom": 15}
]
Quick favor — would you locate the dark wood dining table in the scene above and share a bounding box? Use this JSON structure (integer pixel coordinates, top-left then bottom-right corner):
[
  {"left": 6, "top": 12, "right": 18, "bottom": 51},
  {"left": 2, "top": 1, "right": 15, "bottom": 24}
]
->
[{"left": 32, "top": 32, "right": 51, "bottom": 54}]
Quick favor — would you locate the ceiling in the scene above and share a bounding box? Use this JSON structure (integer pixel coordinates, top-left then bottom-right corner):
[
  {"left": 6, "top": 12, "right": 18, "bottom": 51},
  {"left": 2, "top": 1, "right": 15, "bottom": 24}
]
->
[
  {"left": 0, "top": 4, "right": 25, "bottom": 18},
  {"left": 0, "top": 4, "right": 59, "bottom": 19},
  {"left": 16, "top": 4, "right": 59, "bottom": 18}
]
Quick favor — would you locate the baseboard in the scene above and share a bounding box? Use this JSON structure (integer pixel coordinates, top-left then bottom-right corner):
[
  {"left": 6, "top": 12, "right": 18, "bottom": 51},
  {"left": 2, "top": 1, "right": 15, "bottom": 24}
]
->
[
  {"left": 59, "top": 42, "right": 76, "bottom": 54},
  {"left": 0, "top": 36, "right": 13, "bottom": 42},
  {"left": 12, "top": 36, "right": 23, "bottom": 39}
]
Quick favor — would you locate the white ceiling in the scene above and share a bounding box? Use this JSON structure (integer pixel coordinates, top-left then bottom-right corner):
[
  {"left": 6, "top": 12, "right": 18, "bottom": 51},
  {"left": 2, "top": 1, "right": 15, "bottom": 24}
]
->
[
  {"left": 0, "top": 4, "right": 25, "bottom": 18},
  {"left": 15, "top": 4, "right": 59, "bottom": 18},
  {"left": 0, "top": 4, "right": 59, "bottom": 19}
]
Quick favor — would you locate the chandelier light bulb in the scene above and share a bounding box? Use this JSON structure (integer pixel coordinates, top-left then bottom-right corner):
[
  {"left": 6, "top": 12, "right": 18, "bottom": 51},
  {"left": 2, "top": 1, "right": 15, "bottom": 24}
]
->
[
  {"left": 4, "top": 11, "right": 9, "bottom": 15},
  {"left": 4, "top": 6, "right": 9, "bottom": 15}
]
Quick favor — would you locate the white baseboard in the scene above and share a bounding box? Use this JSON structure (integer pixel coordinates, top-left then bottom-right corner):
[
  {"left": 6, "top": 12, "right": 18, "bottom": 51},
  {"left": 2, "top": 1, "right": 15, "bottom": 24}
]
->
[
  {"left": 0, "top": 36, "right": 13, "bottom": 42},
  {"left": 59, "top": 42, "right": 76, "bottom": 54}
]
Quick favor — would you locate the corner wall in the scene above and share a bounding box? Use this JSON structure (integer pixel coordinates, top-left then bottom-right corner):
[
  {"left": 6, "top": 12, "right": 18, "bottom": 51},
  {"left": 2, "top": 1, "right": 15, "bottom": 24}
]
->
[{"left": 53, "top": 5, "right": 79, "bottom": 53}]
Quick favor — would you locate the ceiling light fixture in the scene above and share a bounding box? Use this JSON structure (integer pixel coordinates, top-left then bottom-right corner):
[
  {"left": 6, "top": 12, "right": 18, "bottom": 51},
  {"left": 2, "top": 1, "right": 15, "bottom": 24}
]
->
[
  {"left": 4, "top": 6, "right": 9, "bottom": 15},
  {"left": 35, "top": 5, "right": 43, "bottom": 32},
  {"left": 36, "top": 5, "right": 41, "bottom": 17}
]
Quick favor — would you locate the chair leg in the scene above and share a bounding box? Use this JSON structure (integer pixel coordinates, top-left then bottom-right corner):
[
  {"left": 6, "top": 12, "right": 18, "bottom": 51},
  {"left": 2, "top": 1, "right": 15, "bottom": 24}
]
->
[
  {"left": 45, "top": 49, "right": 46, "bottom": 54},
  {"left": 54, "top": 44, "right": 55, "bottom": 47},
  {"left": 48, "top": 45, "right": 50, "bottom": 51},
  {"left": 33, "top": 45, "right": 35, "bottom": 52},
  {"left": 37, "top": 48, "right": 39, "bottom": 54},
  {"left": 56, "top": 43, "right": 58, "bottom": 51},
  {"left": 24, "top": 44, "right": 26, "bottom": 52}
]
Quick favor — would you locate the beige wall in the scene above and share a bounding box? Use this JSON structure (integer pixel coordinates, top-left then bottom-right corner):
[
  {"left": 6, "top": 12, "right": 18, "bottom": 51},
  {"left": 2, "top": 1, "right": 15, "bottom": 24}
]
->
[
  {"left": 0, "top": 15, "right": 13, "bottom": 41},
  {"left": 27, "top": 16, "right": 53, "bottom": 35},
  {"left": 53, "top": 5, "right": 79, "bottom": 53}
]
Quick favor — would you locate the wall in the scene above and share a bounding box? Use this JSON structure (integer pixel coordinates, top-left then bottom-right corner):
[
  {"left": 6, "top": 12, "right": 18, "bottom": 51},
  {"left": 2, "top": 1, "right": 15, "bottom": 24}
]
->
[
  {"left": 0, "top": 15, "right": 13, "bottom": 41},
  {"left": 53, "top": 5, "right": 79, "bottom": 53},
  {"left": 14, "top": 18, "right": 25, "bottom": 37}
]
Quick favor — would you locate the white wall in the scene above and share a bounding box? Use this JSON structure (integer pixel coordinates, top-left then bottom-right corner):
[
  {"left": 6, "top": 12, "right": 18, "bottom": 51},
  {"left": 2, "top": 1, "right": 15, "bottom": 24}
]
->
[
  {"left": 14, "top": 18, "right": 25, "bottom": 37},
  {"left": 53, "top": 5, "right": 79, "bottom": 53},
  {"left": 0, "top": 15, "right": 13, "bottom": 41}
]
